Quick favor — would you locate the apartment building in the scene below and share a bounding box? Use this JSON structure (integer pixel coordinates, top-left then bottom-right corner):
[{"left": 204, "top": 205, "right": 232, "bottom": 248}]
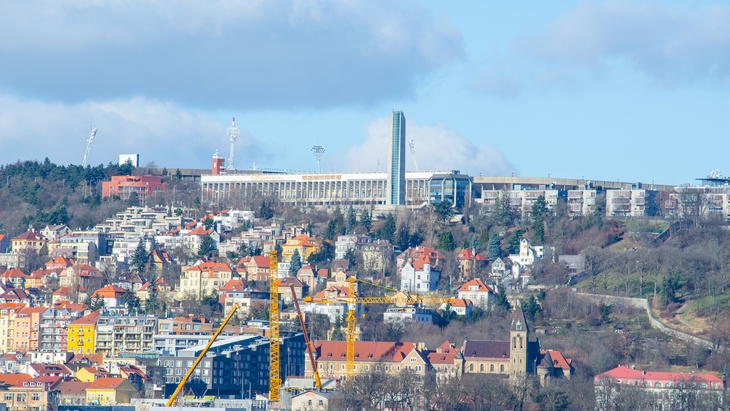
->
[
  {"left": 178, "top": 262, "right": 235, "bottom": 300},
  {"left": 605, "top": 189, "right": 657, "bottom": 217},
  {"left": 38, "top": 305, "right": 85, "bottom": 353},
  {"left": 158, "top": 333, "right": 305, "bottom": 399},
  {"left": 94, "top": 315, "right": 157, "bottom": 357}
]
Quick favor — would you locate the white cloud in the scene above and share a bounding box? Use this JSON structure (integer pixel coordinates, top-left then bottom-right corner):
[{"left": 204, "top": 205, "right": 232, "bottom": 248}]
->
[
  {"left": 0, "top": 94, "right": 263, "bottom": 168},
  {"left": 338, "top": 117, "right": 516, "bottom": 176},
  {"left": 474, "top": 1, "right": 730, "bottom": 96},
  {"left": 0, "top": 1, "right": 463, "bottom": 109}
]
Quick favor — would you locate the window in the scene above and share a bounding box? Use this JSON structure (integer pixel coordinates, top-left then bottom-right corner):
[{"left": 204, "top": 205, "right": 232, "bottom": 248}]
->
[
  {"left": 4, "top": 394, "right": 11, "bottom": 401},
  {"left": 32, "top": 393, "right": 40, "bottom": 401},
  {"left": 480, "top": 364, "right": 484, "bottom": 372},
  {"left": 500, "top": 365, "right": 504, "bottom": 372}
]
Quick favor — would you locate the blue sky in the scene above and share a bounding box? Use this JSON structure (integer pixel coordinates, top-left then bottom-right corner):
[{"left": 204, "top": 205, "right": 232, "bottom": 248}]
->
[{"left": 2, "top": 1, "right": 729, "bottom": 185}]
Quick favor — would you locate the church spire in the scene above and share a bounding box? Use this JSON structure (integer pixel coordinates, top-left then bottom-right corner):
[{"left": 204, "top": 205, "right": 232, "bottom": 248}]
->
[{"left": 511, "top": 304, "right": 529, "bottom": 333}]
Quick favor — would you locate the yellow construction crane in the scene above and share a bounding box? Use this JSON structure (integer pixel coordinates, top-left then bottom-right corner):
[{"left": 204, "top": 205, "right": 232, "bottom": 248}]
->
[
  {"left": 166, "top": 304, "right": 239, "bottom": 406},
  {"left": 269, "top": 250, "right": 281, "bottom": 402},
  {"left": 340, "top": 277, "right": 451, "bottom": 380},
  {"left": 290, "top": 284, "right": 322, "bottom": 389}
]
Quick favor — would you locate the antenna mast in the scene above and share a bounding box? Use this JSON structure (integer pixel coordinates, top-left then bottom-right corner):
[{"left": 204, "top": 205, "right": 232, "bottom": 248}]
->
[
  {"left": 82, "top": 127, "right": 98, "bottom": 167},
  {"left": 226, "top": 117, "right": 239, "bottom": 171}
]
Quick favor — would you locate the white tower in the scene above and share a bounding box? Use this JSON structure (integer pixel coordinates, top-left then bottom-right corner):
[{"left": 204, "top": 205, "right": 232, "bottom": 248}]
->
[{"left": 226, "top": 117, "right": 239, "bottom": 171}]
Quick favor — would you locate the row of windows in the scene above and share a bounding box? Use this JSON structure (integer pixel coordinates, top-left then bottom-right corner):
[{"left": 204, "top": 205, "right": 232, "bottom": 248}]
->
[{"left": 468, "top": 363, "right": 505, "bottom": 373}]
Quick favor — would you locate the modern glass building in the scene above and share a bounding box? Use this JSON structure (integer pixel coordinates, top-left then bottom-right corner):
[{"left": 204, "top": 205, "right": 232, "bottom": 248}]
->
[{"left": 387, "top": 111, "right": 406, "bottom": 205}]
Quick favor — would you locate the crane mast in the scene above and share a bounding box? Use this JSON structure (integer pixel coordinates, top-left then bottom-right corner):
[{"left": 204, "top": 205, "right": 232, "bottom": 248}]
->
[
  {"left": 82, "top": 127, "right": 97, "bottom": 167},
  {"left": 269, "top": 251, "right": 281, "bottom": 401}
]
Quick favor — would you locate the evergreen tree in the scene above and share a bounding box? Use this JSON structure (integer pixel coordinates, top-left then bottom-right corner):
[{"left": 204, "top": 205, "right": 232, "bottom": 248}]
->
[
  {"left": 377, "top": 213, "right": 397, "bottom": 242},
  {"left": 434, "top": 201, "right": 454, "bottom": 226},
  {"left": 132, "top": 238, "right": 148, "bottom": 274},
  {"left": 360, "top": 209, "right": 372, "bottom": 234},
  {"left": 396, "top": 224, "right": 411, "bottom": 251},
  {"left": 530, "top": 195, "right": 548, "bottom": 244},
  {"left": 333, "top": 207, "right": 346, "bottom": 236},
  {"left": 346, "top": 205, "right": 358, "bottom": 233},
  {"left": 198, "top": 236, "right": 217, "bottom": 257},
  {"left": 437, "top": 231, "right": 455, "bottom": 252},
  {"left": 487, "top": 234, "right": 501, "bottom": 260},
  {"left": 409, "top": 229, "right": 424, "bottom": 249},
  {"left": 496, "top": 189, "right": 515, "bottom": 227},
  {"left": 202, "top": 217, "right": 214, "bottom": 230},
  {"left": 344, "top": 248, "right": 357, "bottom": 268},
  {"left": 496, "top": 286, "right": 511, "bottom": 312},
  {"left": 289, "top": 249, "right": 302, "bottom": 275}
]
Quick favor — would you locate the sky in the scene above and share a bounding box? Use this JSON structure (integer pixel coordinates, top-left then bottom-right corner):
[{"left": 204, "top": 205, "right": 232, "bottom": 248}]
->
[{"left": 2, "top": 1, "right": 730, "bottom": 185}]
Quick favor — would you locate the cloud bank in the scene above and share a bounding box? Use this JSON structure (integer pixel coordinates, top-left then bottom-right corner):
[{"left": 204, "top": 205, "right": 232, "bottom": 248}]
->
[
  {"left": 339, "top": 117, "right": 516, "bottom": 176},
  {"left": 0, "top": 94, "right": 262, "bottom": 168},
  {"left": 0, "top": 1, "right": 463, "bottom": 109},
  {"left": 474, "top": 1, "right": 730, "bottom": 96}
]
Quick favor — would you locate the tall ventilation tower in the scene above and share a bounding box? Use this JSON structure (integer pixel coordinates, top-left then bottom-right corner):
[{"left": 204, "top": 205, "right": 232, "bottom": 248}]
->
[
  {"left": 387, "top": 111, "right": 406, "bottom": 205},
  {"left": 226, "top": 117, "right": 239, "bottom": 171}
]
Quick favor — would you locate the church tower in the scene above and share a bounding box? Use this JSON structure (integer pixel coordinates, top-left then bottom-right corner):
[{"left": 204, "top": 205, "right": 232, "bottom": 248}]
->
[{"left": 510, "top": 304, "right": 529, "bottom": 380}]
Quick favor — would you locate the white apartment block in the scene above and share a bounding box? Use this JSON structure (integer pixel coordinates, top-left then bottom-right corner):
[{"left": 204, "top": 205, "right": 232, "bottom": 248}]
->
[
  {"left": 605, "top": 189, "right": 655, "bottom": 217},
  {"left": 567, "top": 190, "right": 597, "bottom": 216}
]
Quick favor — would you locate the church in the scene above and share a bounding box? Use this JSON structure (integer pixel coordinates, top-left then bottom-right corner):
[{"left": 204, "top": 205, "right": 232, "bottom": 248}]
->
[{"left": 461, "top": 305, "right": 573, "bottom": 384}]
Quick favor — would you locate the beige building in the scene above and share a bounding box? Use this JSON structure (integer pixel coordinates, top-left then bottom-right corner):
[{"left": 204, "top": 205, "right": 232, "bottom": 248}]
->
[
  {"left": 178, "top": 261, "right": 235, "bottom": 300},
  {"left": 308, "top": 341, "right": 429, "bottom": 381}
]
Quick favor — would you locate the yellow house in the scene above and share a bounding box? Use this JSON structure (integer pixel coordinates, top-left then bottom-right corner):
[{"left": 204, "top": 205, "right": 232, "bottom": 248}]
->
[
  {"left": 75, "top": 366, "right": 108, "bottom": 382},
  {"left": 178, "top": 262, "right": 234, "bottom": 300},
  {"left": 86, "top": 378, "right": 138, "bottom": 405},
  {"left": 67, "top": 311, "right": 102, "bottom": 354},
  {"left": 281, "top": 234, "right": 321, "bottom": 263},
  {"left": 0, "top": 303, "right": 25, "bottom": 352}
]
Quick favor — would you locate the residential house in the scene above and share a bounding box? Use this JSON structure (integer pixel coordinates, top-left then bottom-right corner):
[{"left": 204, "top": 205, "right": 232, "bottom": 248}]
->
[
  {"left": 508, "top": 239, "right": 544, "bottom": 285},
  {"left": 40, "top": 225, "right": 72, "bottom": 242},
  {"left": 85, "top": 377, "right": 139, "bottom": 405},
  {"left": 38, "top": 304, "right": 85, "bottom": 353},
  {"left": 56, "top": 380, "right": 90, "bottom": 405},
  {"left": 0, "top": 376, "right": 62, "bottom": 411},
  {"left": 441, "top": 298, "right": 473, "bottom": 318},
  {"left": 1, "top": 269, "right": 27, "bottom": 289},
  {"left": 178, "top": 261, "right": 235, "bottom": 300},
  {"left": 219, "top": 279, "right": 254, "bottom": 318},
  {"left": 400, "top": 258, "right": 440, "bottom": 293},
  {"left": 282, "top": 234, "right": 321, "bottom": 264},
  {"left": 90, "top": 285, "right": 129, "bottom": 314},
  {"left": 278, "top": 277, "right": 305, "bottom": 304},
  {"left": 59, "top": 264, "right": 104, "bottom": 291},
  {"left": 490, "top": 257, "right": 511, "bottom": 281},
  {"left": 245, "top": 256, "right": 271, "bottom": 282},
  {"left": 295, "top": 265, "right": 318, "bottom": 295},
  {"left": 10, "top": 230, "right": 47, "bottom": 253},
  {"left": 457, "top": 279, "right": 496, "bottom": 309},
  {"left": 455, "top": 248, "right": 488, "bottom": 279},
  {"left": 76, "top": 366, "right": 108, "bottom": 382},
  {"left": 291, "top": 390, "right": 337, "bottom": 411},
  {"left": 397, "top": 246, "right": 445, "bottom": 271}
]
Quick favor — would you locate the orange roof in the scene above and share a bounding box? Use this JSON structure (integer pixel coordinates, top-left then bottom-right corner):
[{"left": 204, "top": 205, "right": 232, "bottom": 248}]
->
[
  {"left": 46, "top": 256, "right": 75, "bottom": 267},
  {"left": 248, "top": 256, "right": 270, "bottom": 268},
  {"left": 70, "top": 310, "right": 102, "bottom": 326},
  {"left": 91, "top": 285, "right": 128, "bottom": 299},
  {"left": 52, "top": 286, "right": 75, "bottom": 296},
  {"left": 457, "top": 278, "right": 494, "bottom": 293},
  {"left": 69, "top": 353, "right": 103, "bottom": 365},
  {"left": 87, "top": 377, "right": 129, "bottom": 390},
  {"left": 0, "top": 373, "right": 32, "bottom": 386},
  {"left": 316, "top": 341, "right": 416, "bottom": 363},
  {"left": 221, "top": 279, "right": 245, "bottom": 292},
  {"left": 449, "top": 298, "right": 472, "bottom": 307},
  {"left": 427, "top": 341, "right": 458, "bottom": 364},
  {"left": 545, "top": 350, "right": 571, "bottom": 369},
  {"left": 188, "top": 226, "right": 213, "bottom": 236},
  {"left": 1, "top": 268, "right": 27, "bottom": 278},
  {"left": 53, "top": 301, "right": 87, "bottom": 313},
  {"left": 18, "top": 306, "right": 47, "bottom": 315}
]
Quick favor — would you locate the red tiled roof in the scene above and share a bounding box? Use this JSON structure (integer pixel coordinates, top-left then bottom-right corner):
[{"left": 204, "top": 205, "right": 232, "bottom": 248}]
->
[
  {"left": 188, "top": 226, "right": 213, "bottom": 236},
  {"left": 457, "top": 279, "right": 494, "bottom": 293},
  {"left": 595, "top": 366, "right": 723, "bottom": 387},
  {"left": 91, "top": 285, "right": 128, "bottom": 299},
  {"left": 1, "top": 268, "right": 27, "bottom": 278},
  {"left": 316, "top": 341, "right": 416, "bottom": 363},
  {"left": 56, "top": 380, "right": 90, "bottom": 395},
  {"left": 545, "top": 350, "right": 571, "bottom": 369},
  {"left": 0, "top": 373, "right": 32, "bottom": 386},
  {"left": 249, "top": 256, "right": 270, "bottom": 268},
  {"left": 449, "top": 298, "right": 472, "bottom": 308},
  {"left": 221, "top": 279, "right": 245, "bottom": 292}
]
